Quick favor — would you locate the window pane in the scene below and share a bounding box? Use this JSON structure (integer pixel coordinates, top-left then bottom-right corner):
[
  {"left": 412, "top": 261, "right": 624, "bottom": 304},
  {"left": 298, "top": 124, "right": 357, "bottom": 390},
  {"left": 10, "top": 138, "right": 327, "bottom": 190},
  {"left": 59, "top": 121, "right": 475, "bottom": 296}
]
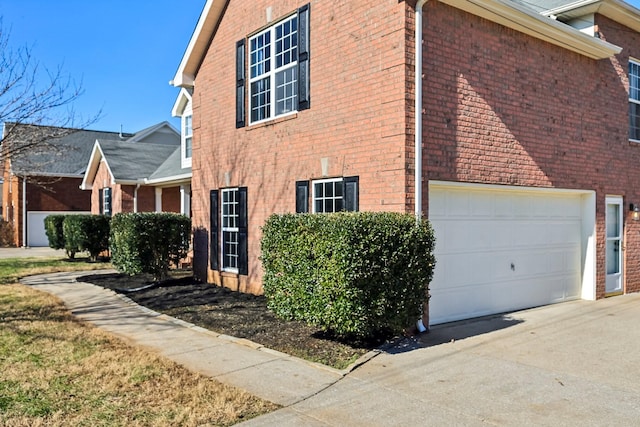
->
[
  {"left": 335, "top": 198, "right": 344, "bottom": 212},
  {"left": 185, "top": 136, "right": 192, "bottom": 158},
  {"left": 250, "top": 32, "right": 271, "bottom": 78},
  {"left": 607, "top": 240, "right": 620, "bottom": 275},
  {"left": 251, "top": 78, "right": 271, "bottom": 122},
  {"left": 314, "top": 183, "right": 323, "bottom": 198},
  {"left": 325, "top": 182, "right": 333, "bottom": 197},
  {"left": 606, "top": 204, "right": 620, "bottom": 238},
  {"left": 324, "top": 199, "right": 333, "bottom": 213},
  {"left": 276, "top": 68, "right": 298, "bottom": 115}
]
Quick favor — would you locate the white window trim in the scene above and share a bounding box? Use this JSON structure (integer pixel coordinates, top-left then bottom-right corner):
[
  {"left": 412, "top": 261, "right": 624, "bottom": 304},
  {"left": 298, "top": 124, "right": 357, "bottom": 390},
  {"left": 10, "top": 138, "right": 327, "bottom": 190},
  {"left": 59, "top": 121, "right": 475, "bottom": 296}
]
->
[
  {"left": 248, "top": 14, "right": 298, "bottom": 125},
  {"left": 221, "top": 187, "right": 240, "bottom": 273},
  {"left": 629, "top": 58, "right": 640, "bottom": 143},
  {"left": 312, "top": 177, "right": 344, "bottom": 214},
  {"left": 181, "top": 103, "right": 193, "bottom": 169}
]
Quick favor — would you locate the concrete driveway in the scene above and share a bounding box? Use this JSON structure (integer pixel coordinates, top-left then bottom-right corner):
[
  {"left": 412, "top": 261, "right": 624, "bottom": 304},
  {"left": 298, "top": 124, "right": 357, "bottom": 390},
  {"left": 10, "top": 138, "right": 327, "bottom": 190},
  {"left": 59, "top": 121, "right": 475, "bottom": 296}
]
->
[
  {"left": 0, "top": 247, "right": 67, "bottom": 259},
  {"left": 244, "top": 294, "right": 640, "bottom": 426}
]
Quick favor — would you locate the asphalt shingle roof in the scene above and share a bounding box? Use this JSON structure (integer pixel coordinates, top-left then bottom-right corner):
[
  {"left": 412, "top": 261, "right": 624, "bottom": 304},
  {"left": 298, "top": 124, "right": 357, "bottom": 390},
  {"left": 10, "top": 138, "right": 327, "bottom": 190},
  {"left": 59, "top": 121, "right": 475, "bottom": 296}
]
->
[
  {"left": 7, "top": 125, "right": 132, "bottom": 176},
  {"left": 96, "top": 140, "right": 182, "bottom": 182}
]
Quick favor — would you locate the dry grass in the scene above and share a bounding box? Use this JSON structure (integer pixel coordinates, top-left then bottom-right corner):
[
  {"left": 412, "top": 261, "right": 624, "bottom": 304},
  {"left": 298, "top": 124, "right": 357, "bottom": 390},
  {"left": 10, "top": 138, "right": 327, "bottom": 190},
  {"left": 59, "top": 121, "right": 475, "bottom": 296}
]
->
[{"left": 0, "top": 264, "right": 279, "bottom": 426}]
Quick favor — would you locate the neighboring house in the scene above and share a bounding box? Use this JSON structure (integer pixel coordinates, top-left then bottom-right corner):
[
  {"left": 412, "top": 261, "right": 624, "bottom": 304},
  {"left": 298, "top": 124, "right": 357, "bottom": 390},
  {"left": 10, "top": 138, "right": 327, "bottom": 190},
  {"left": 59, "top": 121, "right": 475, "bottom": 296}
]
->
[
  {"left": 80, "top": 122, "right": 192, "bottom": 217},
  {"left": 1, "top": 123, "right": 134, "bottom": 247},
  {"left": 172, "top": 0, "right": 640, "bottom": 326}
]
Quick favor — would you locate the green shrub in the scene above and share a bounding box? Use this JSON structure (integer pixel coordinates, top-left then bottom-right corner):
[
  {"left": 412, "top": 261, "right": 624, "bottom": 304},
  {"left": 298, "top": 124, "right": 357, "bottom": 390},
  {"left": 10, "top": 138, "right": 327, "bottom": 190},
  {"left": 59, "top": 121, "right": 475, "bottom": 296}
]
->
[
  {"left": 44, "top": 215, "right": 66, "bottom": 251},
  {"left": 110, "top": 212, "right": 191, "bottom": 281},
  {"left": 261, "top": 212, "right": 436, "bottom": 339},
  {"left": 0, "top": 219, "right": 15, "bottom": 247},
  {"left": 62, "top": 215, "right": 110, "bottom": 261}
]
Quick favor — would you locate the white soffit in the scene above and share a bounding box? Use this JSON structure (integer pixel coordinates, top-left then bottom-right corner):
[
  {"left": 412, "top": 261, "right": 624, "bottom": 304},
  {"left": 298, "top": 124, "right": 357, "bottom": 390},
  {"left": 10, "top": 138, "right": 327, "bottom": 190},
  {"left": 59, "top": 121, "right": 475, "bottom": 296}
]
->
[{"left": 439, "top": 0, "right": 622, "bottom": 58}]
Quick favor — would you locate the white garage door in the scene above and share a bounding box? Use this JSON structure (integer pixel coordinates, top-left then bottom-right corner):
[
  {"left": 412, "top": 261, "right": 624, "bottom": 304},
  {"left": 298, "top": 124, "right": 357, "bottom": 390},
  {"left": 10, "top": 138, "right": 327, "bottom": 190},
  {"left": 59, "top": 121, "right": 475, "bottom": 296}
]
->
[
  {"left": 27, "top": 211, "right": 90, "bottom": 247},
  {"left": 429, "top": 182, "right": 594, "bottom": 325}
]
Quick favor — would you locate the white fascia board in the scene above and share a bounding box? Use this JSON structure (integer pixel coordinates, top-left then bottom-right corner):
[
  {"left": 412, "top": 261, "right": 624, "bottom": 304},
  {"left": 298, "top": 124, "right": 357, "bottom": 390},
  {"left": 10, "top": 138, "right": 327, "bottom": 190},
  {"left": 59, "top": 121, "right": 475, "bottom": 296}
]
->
[
  {"left": 172, "top": 0, "right": 227, "bottom": 88},
  {"left": 80, "top": 141, "right": 105, "bottom": 190},
  {"left": 543, "top": 0, "right": 640, "bottom": 34},
  {"left": 439, "top": 0, "right": 622, "bottom": 58},
  {"left": 172, "top": 88, "right": 193, "bottom": 117},
  {"left": 144, "top": 173, "right": 192, "bottom": 186}
]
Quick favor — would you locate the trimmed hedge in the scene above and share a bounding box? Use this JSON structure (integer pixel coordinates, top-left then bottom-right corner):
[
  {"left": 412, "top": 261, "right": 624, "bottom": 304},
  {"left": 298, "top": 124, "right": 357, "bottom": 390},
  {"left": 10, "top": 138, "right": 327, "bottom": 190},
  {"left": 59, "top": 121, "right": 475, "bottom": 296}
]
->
[
  {"left": 260, "top": 212, "right": 436, "bottom": 339},
  {"left": 62, "top": 215, "right": 111, "bottom": 261},
  {"left": 110, "top": 212, "right": 191, "bottom": 281},
  {"left": 44, "top": 215, "right": 66, "bottom": 251}
]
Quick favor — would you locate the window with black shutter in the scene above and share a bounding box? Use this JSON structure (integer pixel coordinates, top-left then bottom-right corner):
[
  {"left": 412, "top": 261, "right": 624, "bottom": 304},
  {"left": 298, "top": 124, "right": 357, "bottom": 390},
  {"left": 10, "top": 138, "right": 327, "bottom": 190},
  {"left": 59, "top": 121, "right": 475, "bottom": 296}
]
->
[{"left": 237, "top": 3, "right": 310, "bottom": 126}]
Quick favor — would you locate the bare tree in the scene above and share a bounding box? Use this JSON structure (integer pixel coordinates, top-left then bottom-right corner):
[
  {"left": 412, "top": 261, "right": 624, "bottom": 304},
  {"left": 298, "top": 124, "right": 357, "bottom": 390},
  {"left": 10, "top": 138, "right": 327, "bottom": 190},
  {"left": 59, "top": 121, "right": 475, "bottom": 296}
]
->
[{"left": 0, "top": 18, "right": 100, "bottom": 175}]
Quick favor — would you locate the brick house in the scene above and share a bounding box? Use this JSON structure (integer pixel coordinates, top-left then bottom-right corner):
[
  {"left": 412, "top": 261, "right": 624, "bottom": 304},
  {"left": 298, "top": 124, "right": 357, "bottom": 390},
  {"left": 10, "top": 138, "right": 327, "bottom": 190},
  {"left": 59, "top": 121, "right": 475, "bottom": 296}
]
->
[
  {"left": 1, "top": 121, "right": 187, "bottom": 247},
  {"left": 80, "top": 122, "right": 192, "bottom": 218},
  {"left": 1, "top": 123, "right": 133, "bottom": 247},
  {"left": 172, "top": 0, "right": 640, "bottom": 326}
]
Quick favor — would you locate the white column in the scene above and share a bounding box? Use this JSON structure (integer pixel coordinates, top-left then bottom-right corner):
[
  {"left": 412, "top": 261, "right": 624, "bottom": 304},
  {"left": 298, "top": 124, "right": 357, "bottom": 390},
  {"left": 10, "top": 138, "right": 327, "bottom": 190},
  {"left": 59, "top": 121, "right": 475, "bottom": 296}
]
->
[
  {"left": 22, "top": 177, "right": 27, "bottom": 247},
  {"left": 155, "top": 188, "right": 163, "bottom": 212},
  {"left": 180, "top": 184, "right": 191, "bottom": 217}
]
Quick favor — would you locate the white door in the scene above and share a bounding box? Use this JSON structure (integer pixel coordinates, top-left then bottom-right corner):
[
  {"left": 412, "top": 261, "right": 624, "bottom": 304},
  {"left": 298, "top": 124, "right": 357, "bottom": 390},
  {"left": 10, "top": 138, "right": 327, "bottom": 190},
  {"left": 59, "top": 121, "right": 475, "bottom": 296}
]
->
[
  {"left": 429, "top": 183, "right": 590, "bottom": 325},
  {"left": 605, "top": 196, "right": 623, "bottom": 295}
]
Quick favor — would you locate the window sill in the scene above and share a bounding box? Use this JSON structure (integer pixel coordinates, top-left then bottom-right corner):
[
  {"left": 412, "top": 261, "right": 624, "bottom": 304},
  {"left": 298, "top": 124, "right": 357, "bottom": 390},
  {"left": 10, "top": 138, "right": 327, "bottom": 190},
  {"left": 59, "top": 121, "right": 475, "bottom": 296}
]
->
[
  {"left": 246, "top": 112, "right": 298, "bottom": 131},
  {"left": 629, "top": 139, "right": 640, "bottom": 145}
]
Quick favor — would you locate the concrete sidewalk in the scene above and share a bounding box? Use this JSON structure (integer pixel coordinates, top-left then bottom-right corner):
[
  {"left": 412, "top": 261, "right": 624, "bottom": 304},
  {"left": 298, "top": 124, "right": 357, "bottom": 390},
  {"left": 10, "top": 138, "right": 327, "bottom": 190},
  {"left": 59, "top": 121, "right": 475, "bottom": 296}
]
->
[
  {"left": 21, "top": 271, "right": 351, "bottom": 407},
  {"left": 22, "top": 271, "right": 640, "bottom": 426}
]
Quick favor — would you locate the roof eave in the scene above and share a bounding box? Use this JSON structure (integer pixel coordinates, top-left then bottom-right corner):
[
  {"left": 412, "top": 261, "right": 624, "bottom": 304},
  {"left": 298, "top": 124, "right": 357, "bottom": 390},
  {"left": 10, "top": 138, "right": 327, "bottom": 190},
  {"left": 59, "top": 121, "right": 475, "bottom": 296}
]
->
[
  {"left": 172, "top": 0, "right": 227, "bottom": 88},
  {"left": 145, "top": 172, "right": 193, "bottom": 186},
  {"left": 543, "top": 0, "right": 640, "bottom": 34},
  {"left": 439, "top": 0, "right": 622, "bottom": 59}
]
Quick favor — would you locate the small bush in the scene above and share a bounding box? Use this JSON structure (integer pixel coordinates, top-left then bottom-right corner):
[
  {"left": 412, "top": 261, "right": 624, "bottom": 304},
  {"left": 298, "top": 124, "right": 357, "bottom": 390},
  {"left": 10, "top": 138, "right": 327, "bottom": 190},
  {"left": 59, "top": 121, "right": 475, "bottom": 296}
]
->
[
  {"left": 261, "top": 212, "right": 436, "bottom": 339},
  {"left": 63, "top": 215, "right": 111, "bottom": 261},
  {"left": 0, "top": 219, "right": 15, "bottom": 247},
  {"left": 110, "top": 212, "right": 191, "bottom": 281},
  {"left": 44, "top": 215, "right": 66, "bottom": 251}
]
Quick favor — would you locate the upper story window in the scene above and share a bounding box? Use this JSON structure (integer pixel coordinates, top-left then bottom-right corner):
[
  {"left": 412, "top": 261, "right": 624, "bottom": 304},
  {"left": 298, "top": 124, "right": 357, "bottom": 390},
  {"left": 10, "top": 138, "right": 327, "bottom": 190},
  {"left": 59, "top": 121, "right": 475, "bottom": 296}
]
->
[
  {"left": 236, "top": 4, "right": 310, "bottom": 128},
  {"left": 172, "top": 87, "right": 193, "bottom": 169},
  {"left": 184, "top": 114, "right": 193, "bottom": 160},
  {"left": 630, "top": 59, "right": 640, "bottom": 142},
  {"left": 249, "top": 15, "right": 298, "bottom": 123}
]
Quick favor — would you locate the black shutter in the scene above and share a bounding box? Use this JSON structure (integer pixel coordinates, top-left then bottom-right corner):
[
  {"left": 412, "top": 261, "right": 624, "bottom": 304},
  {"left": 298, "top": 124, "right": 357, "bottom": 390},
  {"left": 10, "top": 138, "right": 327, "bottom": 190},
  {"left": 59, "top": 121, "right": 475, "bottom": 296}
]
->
[
  {"left": 238, "top": 187, "right": 248, "bottom": 275},
  {"left": 295, "top": 180, "right": 309, "bottom": 213},
  {"left": 344, "top": 176, "right": 359, "bottom": 212},
  {"left": 297, "top": 4, "right": 310, "bottom": 110},
  {"left": 236, "top": 39, "right": 246, "bottom": 128},
  {"left": 99, "top": 189, "right": 104, "bottom": 215},
  {"left": 210, "top": 190, "right": 219, "bottom": 270}
]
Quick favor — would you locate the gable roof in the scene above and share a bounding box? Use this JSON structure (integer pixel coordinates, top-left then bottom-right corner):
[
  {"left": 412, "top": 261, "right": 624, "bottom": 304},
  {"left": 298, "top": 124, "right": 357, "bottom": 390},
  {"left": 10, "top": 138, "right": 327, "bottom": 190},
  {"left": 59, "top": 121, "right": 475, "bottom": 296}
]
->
[
  {"left": 172, "top": 0, "right": 227, "bottom": 87},
  {"left": 81, "top": 139, "right": 192, "bottom": 189},
  {"left": 127, "top": 121, "right": 180, "bottom": 144},
  {"left": 2, "top": 123, "right": 132, "bottom": 177}
]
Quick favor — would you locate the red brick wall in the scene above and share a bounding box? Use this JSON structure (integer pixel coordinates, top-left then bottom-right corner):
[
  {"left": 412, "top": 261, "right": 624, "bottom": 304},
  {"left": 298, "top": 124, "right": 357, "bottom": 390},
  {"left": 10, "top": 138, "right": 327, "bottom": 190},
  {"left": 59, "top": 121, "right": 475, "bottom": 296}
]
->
[
  {"left": 26, "top": 178, "right": 89, "bottom": 212},
  {"left": 191, "top": 0, "right": 412, "bottom": 292},
  {"left": 161, "top": 186, "right": 181, "bottom": 213},
  {"left": 597, "top": 14, "right": 640, "bottom": 294},
  {"left": 421, "top": 3, "right": 640, "bottom": 297}
]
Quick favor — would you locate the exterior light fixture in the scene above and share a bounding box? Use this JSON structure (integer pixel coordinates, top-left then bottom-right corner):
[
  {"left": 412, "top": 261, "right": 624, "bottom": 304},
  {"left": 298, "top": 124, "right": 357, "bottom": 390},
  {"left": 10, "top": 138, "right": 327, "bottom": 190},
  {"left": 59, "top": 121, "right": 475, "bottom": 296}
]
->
[{"left": 630, "top": 203, "right": 640, "bottom": 221}]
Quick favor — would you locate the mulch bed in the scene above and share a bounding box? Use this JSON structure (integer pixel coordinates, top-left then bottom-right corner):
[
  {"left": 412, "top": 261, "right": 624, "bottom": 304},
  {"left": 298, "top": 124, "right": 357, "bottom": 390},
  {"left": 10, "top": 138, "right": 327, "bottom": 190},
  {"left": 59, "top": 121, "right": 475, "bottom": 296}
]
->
[{"left": 77, "top": 271, "right": 386, "bottom": 369}]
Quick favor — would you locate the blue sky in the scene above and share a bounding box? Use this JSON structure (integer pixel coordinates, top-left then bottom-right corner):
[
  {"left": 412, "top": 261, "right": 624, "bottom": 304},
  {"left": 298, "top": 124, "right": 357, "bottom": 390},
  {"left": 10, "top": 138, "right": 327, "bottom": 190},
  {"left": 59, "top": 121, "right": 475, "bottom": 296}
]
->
[
  {"left": 2, "top": 0, "right": 640, "bottom": 134},
  {"left": 0, "top": 0, "right": 205, "bottom": 133}
]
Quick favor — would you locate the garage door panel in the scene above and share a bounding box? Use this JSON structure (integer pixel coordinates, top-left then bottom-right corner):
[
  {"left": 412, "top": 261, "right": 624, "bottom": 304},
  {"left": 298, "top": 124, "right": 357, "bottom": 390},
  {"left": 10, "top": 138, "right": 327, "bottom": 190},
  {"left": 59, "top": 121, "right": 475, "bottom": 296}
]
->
[{"left": 429, "top": 184, "right": 585, "bottom": 325}]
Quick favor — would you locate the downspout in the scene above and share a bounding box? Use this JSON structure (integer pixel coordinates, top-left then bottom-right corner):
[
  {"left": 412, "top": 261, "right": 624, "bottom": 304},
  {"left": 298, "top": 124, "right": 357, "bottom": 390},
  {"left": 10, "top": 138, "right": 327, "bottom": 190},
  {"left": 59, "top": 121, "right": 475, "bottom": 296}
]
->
[
  {"left": 415, "top": 0, "right": 427, "bottom": 222},
  {"left": 22, "top": 176, "right": 27, "bottom": 247},
  {"left": 415, "top": 0, "right": 429, "bottom": 333}
]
